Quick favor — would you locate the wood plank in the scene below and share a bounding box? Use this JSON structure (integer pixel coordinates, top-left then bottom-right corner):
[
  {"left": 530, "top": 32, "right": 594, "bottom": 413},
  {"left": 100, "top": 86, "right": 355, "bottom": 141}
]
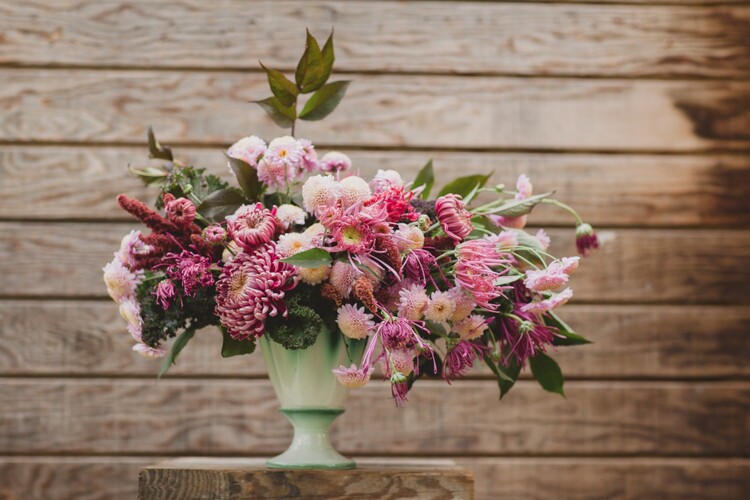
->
[
  {"left": 3, "top": 146, "right": 750, "bottom": 227},
  {"left": 1, "top": 1, "right": 748, "bottom": 78},
  {"left": 2, "top": 69, "right": 749, "bottom": 151},
  {"left": 2, "top": 222, "right": 749, "bottom": 304},
  {"left": 1, "top": 456, "right": 748, "bottom": 500},
  {"left": 1, "top": 301, "right": 748, "bottom": 379},
  {"left": 0, "top": 379, "right": 746, "bottom": 455}
]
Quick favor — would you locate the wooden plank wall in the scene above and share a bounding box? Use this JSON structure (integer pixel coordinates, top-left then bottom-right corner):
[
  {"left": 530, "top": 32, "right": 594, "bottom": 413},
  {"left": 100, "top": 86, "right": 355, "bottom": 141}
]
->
[{"left": 1, "top": 1, "right": 749, "bottom": 498}]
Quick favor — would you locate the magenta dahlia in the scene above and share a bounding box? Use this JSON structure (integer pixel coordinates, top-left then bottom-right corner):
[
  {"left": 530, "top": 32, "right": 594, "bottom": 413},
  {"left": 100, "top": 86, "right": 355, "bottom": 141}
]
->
[
  {"left": 226, "top": 203, "right": 277, "bottom": 251},
  {"left": 215, "top": 244, "right": 298, "bottom": 340}
]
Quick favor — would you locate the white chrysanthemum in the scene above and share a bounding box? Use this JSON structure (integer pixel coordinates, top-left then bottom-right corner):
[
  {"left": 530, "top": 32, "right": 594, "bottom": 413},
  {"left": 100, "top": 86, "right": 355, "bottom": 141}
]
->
[
  {"left": 329, "top": 261, "right": 361, "bottom": 298},
  {"left": 132, "top": 343, "right": 166, "bottom": 358},
  {"left": 227, "top": 135, "right": 267, "bottom": 167},
  {"left": 424, "top": 290, "right": 456, "bottom": 323},
  {"left": 394, "top": 224, "right": 425, "bottom": 252},
  {"left": 453, "top": 314, "right": 488, "bottom": 340},
  {"left": 336, "top": 303, "right": 375, "bottom": 339},
  {"left": 397, "top": 284, "right": 429, "bottom": 321},
  {"left": 298, "top": 265, "right": 331, "bottom": 285},
  {"left": 303, "top": 222, "right": 327, "bottom": 246},
  {"left": 447, "top": 287, "right": 476, "bottom": 322},
  {"left": 103, "top": 258, "right": 141, "bottom": 303},
  {"left": 302, "top": 174, "right": 340, "bottom": 214},
  {"left": 276, "top": 232, "right": 310, "bottom": 258},
  {"left": 339, "top": 175, "right": 372, "bottom": 208},
  {"left": 276, "top": 204, "right": 306, "bottom": 229},
  {"left": 116, "top": 230, "right": 151, "bottom": 268},
  {"left": 370, "top": 169, "right": 404, "bottom": 193}
]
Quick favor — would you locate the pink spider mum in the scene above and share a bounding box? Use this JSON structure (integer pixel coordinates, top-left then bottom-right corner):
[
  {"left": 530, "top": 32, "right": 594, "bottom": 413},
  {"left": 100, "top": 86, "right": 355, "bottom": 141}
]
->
[
  {"left": 154, "top": 279, "right": 177, "bottom": 310},
  {"left": 497, "top": 310, "right": 559, "bottom": 367},
  {"left": 435, "top": 194, "right": 474, "bottom": 242},
  {"left": 227, "top": 203, "right": 277, "bottom": 251},
  {"left": 444, "top": 340, "right": 485, "bottom": 381},
  {"left": 162, "top": 250, "right": 214, "bottom": 297},
  {"left": 454, "top": 238, "right": 514, "bottom": 310},
  {"left": 215, "top": 244, "right": 298, "bottom": 340},
  {"left": 328, "top": 214, "right": 375, "bottom": 254},
  {"left": 521, "top": 288, "right": 573, "bottom": 314},
  {"left": 203, "top": 224, "right": 227, "bottom": 244}
]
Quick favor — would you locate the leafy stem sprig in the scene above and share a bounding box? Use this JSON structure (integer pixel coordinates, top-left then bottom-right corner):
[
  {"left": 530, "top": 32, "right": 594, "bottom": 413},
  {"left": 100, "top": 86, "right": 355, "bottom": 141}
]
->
[{"left": 254, "top": 29, "right": 350, "bottom": 136}]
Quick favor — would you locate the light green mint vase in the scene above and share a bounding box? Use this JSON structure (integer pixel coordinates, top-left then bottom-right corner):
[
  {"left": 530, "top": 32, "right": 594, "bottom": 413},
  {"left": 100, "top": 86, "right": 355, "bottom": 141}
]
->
[{"left": 259, "top": 325, "right": 365, "bottom": 469}]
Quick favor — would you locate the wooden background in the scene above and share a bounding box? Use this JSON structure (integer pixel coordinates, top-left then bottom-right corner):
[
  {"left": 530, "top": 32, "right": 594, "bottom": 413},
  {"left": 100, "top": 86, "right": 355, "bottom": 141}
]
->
[{"left": 1, "top": 1, "right": 749, "bottom": 498}]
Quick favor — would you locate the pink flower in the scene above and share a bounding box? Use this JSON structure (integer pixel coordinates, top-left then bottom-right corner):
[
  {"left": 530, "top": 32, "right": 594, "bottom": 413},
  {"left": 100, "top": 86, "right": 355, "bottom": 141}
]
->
[
  {"left": 447, "top": 287, "right": 476, "bottom": 322},
  {"left": 320, "top": 151, "right": 352, "bottom": 173},
  {"left": 490, "top": 230, "right": 518, "bottom": 250},
  {"left": 524, "top": 257, "right": 578, "bottom": 292},
  {"left": 424, "top": 290, "right": 456, "bottom": 323},
  {"left": 435, "top": 194, "right": 474, "bottom": 242},
  {"left": 264, "top": 136, "right": 304, "bottom": 169},
  {"left": 165, "top": 197, "right": 196, "bottom": 226},
  {"left": 535, "top": 229, "right": 551, "bottom": 250},
  {"left": 454, "top": 237, "right": 514, "bottom": 310},
  {"left": 521, "top": 288, "right": 573, "bottom": 314},
  {"left": 379, "top": 316, "right": 424, "bottom": 350},
  {"left": 453, "top": 314, "right": 488, "bottom": 340},
  {"left": 383, "top": 348, "right": 417, "bottom": 376},
  {"left": 215, "top": 244, "right": 298, "bottom": 340},
  {"left": 443, "top": 340, "right": 485, "bottom": 381},
  {"left": 328, "top": 214, "right": 375, "bottom": 254},
  {"left": 227, "top": 203, "right": 277, "bottom": 251},
  {"left": 257, "top": 157, "right": 295, "bottom": 190},
  {"left": 132, "top": 343, "right": 166, "bottom": 358},
  {"left": 560, "top": 256, "right": 580, "bottom": 274},
  {"left": 203, "top": 224, "right": 227, "bottom": 244},
  {"left": 333, "top": 364, "right": 372, "bottom": 388},
  {"left": 576, "top": 223, "right": 600, "bottom": 256},
  {"left": 329, "top": 261, "right": 362, "bottom": 299},
  {"left": 296, "top": 138, "right": 320, "bottom": 173},
  {"left": 275, "top": 204, "right": 306, "bottom": 230},
  {"left": 338, "top": 176, "right": 372, "bottom": 208},
  {"left": 391, "top": 378, "right": 410, "bottom": 407},
  {"left": 490, "top": 174, "right": 533, "bottom": 229},
  {"left": 154, "top": 279, "right": 177, "bottom": 310},
  {"left": 302, "top": 175, "right": 340, "bottom": 215},
  {"left": 162, "top": 250, "right": 214, "bottom": 297},
  {"left": 402, "top": 249, "right": 438, "bottom": 286},
  {"left": 118, "top": 299, "right": 143, "bottom": 341},
  {"left": 394, "top": 224, "right": 424, "bottom": 252},
  {"left": 103, "top": 257, "right": 142, "bottom": 303},
  {"left": 397, "top": 284, "right": 429, "bottom": 321},
  {"left": 116, "top": 230, "right": 152, "bottom": 269},
  {"left": 497, "top": 311, "right": 558, "bottom": 367},
  {"left": 370, "top": 169, "right": 404, "bottom": 194},
  {"left": 336, "top": 304, "right": 375, "bottom": 339},
  {"left": 227, "top": 135, "right": 266, "bottom": 168}
]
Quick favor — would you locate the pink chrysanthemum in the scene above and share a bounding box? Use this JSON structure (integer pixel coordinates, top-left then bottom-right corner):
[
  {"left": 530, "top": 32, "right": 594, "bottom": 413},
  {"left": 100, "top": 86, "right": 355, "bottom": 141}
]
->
[
  {"left": 329, "top": 261, "right": 362, "bottom": 299},
  {"left": 296, "top": 138, "right": 320, "bottom": 173},
  {"left": 370, "top": 169, "right": 404, "bottom": 194},
  {"left": 497, "top": 311, "right": 559, "bottom": 367},
  {"left": 336, "top": 303, "right": 375, "bottom": 339},
  {"left": 364, "top": 186, "right": 418, "bottom": 223},
  {"left": 454, "top": 238, "right": 514, "bottom": 310},
  {"left": 132, "top": 343, "right": 166, "bottom": 358},
  {"left": 320, "top": 151, "right": 352, "bottom": 173},
  {"left": 118, "top": 299, "right": 143, "bottom": 341},
  {"left": 435, "top": 194, "right": 474, "bottom": 242},
  {"left": 447, "top": 287, "right": 476, "bottom": 322},
  {"left": 535, "top": 229, "right": 551, "bottom": 250},
  {"left": 524, "top": 258, "right": 577, "bottom": 292},
  {"left": 453, "top": 314, "right": 488, "bottom": 340},
  {"left": 257, "top": 157, "right": 296, "bottom": 190},
  {"left": 154, "top": 279, "right": 177, "bottom": 310},
  {"left": 215, "top": 244, "right": 298, "bottom": 340},
  {"left": 521, "top": 287, "right": 573, "bottom": 314},
  {"left": 162, "top": 250, "right": 214, "bottom": 297},
  {"left": 576, "top": 223, "right": 600, "bottom": 256},
  {"left": 383, "top": 347, "right": 417, "bottom": 376},
  {"left": 165, "top": 197, "right": 196, "bottom": 226},
  {"left": 227, "top": 203, "right": 277, "bottom": 251},
  {"left": 203, "top": 224, "right": 227, "bottom": 244},
  {"left": 402, "top": 249, "right": 437, "bottom": 286},
  {"left": 328, "top": 214, "right": 375, "bottom": 254},
  {"left": 394, "top": 224, "right": 424, "bottom": 252},
  {"left": 397, "top": 284, "right": 429, "bottom": 321},
  {"left": 227, "top": 135, "right": 267, "bottom": 168},
  {"left": 424, "top": 290, "right": 456, "bottom": 323},
  {"left": 559, "top": 256, "right": 580, "bottom": 274},
  {"left": 264, "top": 136, "right": 304, "bottom": 169},
  {"left": 116, "top": 230, "right": 152, "bottom": 269},
  {"left": 103, "top": 257, "right": 142, "bottom": 303},
  {"left": 491, "top": 230, "right": 518, "bottom": 251},
  {"left": 333, "top": 364, "right": 372, "bottom": 388}
]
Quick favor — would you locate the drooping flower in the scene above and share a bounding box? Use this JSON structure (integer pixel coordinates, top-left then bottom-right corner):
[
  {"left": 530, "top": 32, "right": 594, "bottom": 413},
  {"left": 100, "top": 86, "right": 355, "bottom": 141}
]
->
[
  {"left": 443, "top": 340, "right": 485, "bottom": 381},
  {"left": 454, "top": 237, "right": 513, "bottom": 310},
  {"left": 329, "top": 261, "right": 362, "bottom": 299},
  {"left": 452, "top": 314, "right": 488, "bottom": 340},
  {"left": 116, "top": 230, "right": 152, "bottom": 269},
  {"left": 302, "top": 175, "right": 340, "bottom": 215},
  {"left": 560, "top": 256, "right": 580, "bottom": 274},
  {"left": 203, "top": 224, "right": 227, "bottom": 244},
  {"left": 497, "top": 311, "right": 558, "bottom": 367},
  {"left": 264, "top": 136, "right": 304, "bottom": 169},
  {"left": 118, "top": 299, "right": 143, "bottom": 341},
  {"left": 336, "top": 303, "right": 375, "bottom": 339},
  {"left": 333, "top": 364, "right": 372, "bottom": 388},
  {"left": 154, "top": 279, "right": 177, "bottom": 310},
  {"left": 257, "top": 157, "right": 295, "bottom": 190},
  {"left": 298, "top": 265, "right": 331, "bottom": 285},
  {"left": 383, "top": 348, "right": 417, "bottom": 376},
  {"left": 394, "top": 224, "right": 425, "bottom": 252},
  {"left": 391, "top": 377, "right": 410, "bottom": 407},
  {"left": 576, "top": 223, "right": 600, "bottom": 256},
  {"left": 491, "top": 230, "right": 518, "bottom": 251},
  {"left": 165, "top": 197, "right": 197, "bottom": 226},
  {"left": 402, "top": 249, "right": 437, "bottom": 286},
  {"left": 162, "top": 250, "right": 214, "bottom": 297},
  {"left": 397, "top": 284, "right": 429, "bottom": 321},
  {"left": 435, "top": 194, "right": 473, "bottom": 241},
  {"left": 370, "top": 169, "right": 404, "bottom": 194},
  {"left": 338, "top": 176, "right": 372, "bottom": 208},
  {"left": 226, "top": 203, "right": 277, "bottom": 251},
  {"left": 379, "top": 316, "right": 424, "bottom": 350},
  {"left": 447, "top": 287, "right": 476, "bottom": 322},
  {"left": 275, "top": 204, "right": 306, "bottom": 230},
  {"left": 132, "top": 342, "right": 166, "bottom": 358},
  {"left": 296, "top": 138, "right": 320, "bottom": 173},
  {"left": 227, "top": 135, "right": 266, "bottom": 168},
  {"left": 424, "top": 290, "right": 456, "bottom": 323},
  {"left": 102, "top": 257, "right": 142, "bottom": 303},
  {"left": 320, "top": 151, "right": 352, "bottom": 173},
  {"left": 524, "top": 258, "right": 577, "bottom": 292},
  {"left": 521, "top": 288, "right": 573, "bottom": 314},
  {"left": 535, "top": 229, "right": 551, "bottom": 250},
  {"left": 215, "top": 244, "right": 298, "bottom": 340}
]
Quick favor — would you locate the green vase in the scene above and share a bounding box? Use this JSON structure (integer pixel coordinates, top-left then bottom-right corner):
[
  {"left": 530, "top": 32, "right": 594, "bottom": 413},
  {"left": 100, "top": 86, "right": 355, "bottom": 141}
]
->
[{"left": 259, "top": 326, "right": 365, "bottom": 469}]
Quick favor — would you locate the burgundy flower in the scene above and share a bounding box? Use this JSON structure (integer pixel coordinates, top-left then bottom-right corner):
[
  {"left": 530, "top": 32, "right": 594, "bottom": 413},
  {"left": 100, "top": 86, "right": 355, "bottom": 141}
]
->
[
  {"left": 575, "top": 223, "right": 600, "bottom": 256},
  {"left": 443, "top": 340, "right": 485, "bottom": 381},
  {"left": 162, "top": 250, "right": 214, "bottom": 297}
]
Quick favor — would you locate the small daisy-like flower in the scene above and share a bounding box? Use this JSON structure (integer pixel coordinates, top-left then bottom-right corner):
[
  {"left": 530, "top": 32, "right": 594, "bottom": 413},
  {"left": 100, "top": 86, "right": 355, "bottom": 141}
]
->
[
  {"left": 276, "top": 232, "right": 310, "bottom": 258},
  {"left": 435, "top": 194, "right": 474, "bottom": 242},
  {"left": 447, "top": 287, "right": 476, "bottom": 322},
  {"left": 394, "top": 224, "right": 425, "bottom": 252},
  {"left": 333, "top": 364, "right": 371, "bottom": 388},
  {"left": 453, "top": 314, "right": 488, "bottom": 340},
  {"left": 302, "top": 174, "right": 340, "bottom": 215},
  {"left": 329, "top": 261, "right": 362, "bottom": 299},
  {"left": 560, "top": 256, "right": 580, "bottom": 274},
  {"left": 227, "top": 203, "right": 277, "bottom": 251},
  {"left": 133, "top": 343, "right": 166, "bottom": 358},
  {"left": 296, "top": 138, "right": 320, "bottom": 173},
  {"left": 116, "top": 230, "right": 152, "bottom": 269},
  {"left": 298, "top": 265, "right": 331, "bottom": 285},
  {"left": 203, "top": 224, "right": 227, "bottom": 244},
  {"left": 227, "top": 135, "right": 266, "bottom": 167},
  {"left": 524, "top": 266, "right": 569, "bottom": 292},
  {"left": 370, "top": 169, "right": 404, "bottom": 194},
  {"left": 521, "top": 287, "right": 574, "bottom": 314},
  {"left": 491, "top": 230, "right": 518, "bottom": 251},
  {"left": 336, "top": 303, "right": 375, "bottom": 339},
  {"left": 397, "top": 284, "right": 429, "bottom": 321},
  {"left": 424, "top": 290, "right": 456, "bottom": 323},
  {"left": 339, "top": 176, "right": 372, "bottom": 208},
  {"left": 275, "top": 204, "right": 306, "bottom": 230},
  {"left": 320, "top": 151, "right": 352, "bottom": 173},
  {"left": 257, "top": 157, "right": 295, "bottom": 190},
  {"left": 103, "top": 257, "right": 142, "bottom": 303},
  {"left": 264, "top": 136, "right": 304, "bottom": 169}
]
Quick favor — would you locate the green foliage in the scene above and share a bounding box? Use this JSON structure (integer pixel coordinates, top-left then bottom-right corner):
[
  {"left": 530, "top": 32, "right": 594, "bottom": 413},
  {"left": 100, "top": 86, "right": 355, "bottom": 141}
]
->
[
  {"left": 197, "top": 188, "right": 246, "bottom": 222},
  {"left": 486, "top": 192, "right": 554, "bottom": 218},
  {"left": 155, "top": 163, "right": 228, "bottom": 211},
  {"left": 265, "top": 285, "right": 335, "bottom": 350},
  {"left": 437, "top": 173, "right": 492, "bottom": 198},
  {"left": 298, "top": 80, "right": 350, "bottom": 121},
  {"left": 147, "top": 127, "right": 173, "bottom": 161},
  {"left": 129, "top": 165, "right": 169, "bottom": 186},
  {"left": 220, "top": 326, "right": 256, "bottom": 357},
  {"left": 280, "top": 248, "right": 332, "bottom": 268},
  {"left": 546, "top": 311, "right": 592, "bottom": 346},
  {"left": 261, "top": 62, "right": 299, "bottom": 106},
  {"left": 529, "top": 352, "right": 565, "bottom": 397},
  {"left": 225, "top": 155, "right": 265, "bottom": 201},
  {"left": 412, "top": 159, "right": 435, "bottom": 199},
  {"left": 497, "top": 357, "right": 522, "bottom": 399},
  {"left": 159, "top": 325, "right": 196, "bottom": 379},
  {"left": 296, "top": 29, "right": 334, "bottom": 93},
  {"left": 253, "top": 96, "right": 297, "bottom": 129}
]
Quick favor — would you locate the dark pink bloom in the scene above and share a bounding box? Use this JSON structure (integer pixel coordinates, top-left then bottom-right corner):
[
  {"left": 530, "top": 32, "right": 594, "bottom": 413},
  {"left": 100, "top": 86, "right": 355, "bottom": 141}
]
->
[
  {"left": 443, "top": 340, "right": 485, "bottom": 381},
  {"left": 364, "top": 186, "right": 418, "bottom": 223},
  {"left": 163, "top": 250, "right": 214, "bottom": 297},
  {"left": 227, "top": 203, "right": 277, "bottom": 251},
  {"left": 576, "top": 223, "right": 600, "bottom": 256},
  {"left": 203, "top": 224, "right": 227, "bottom": 244},
  {"left": 497, "top": 310, "right": 559, "bottom": 367},
  {"left": 402, "top": 249, "right": 438, "bottom": 286},
  {"left": 154, "top": 279, "right": 177, "bottom": 310},
  {"left": 435, "top": 194, "right": 473, "bottom": 242},
  {"left": 165, "top": 197, "right": 197, "bottom": 226},
  {"left": 454, "top": 237, "right": 514, "bottom": 310},
  {"left": 391, "top": 378, "right": 410, "bottom": 407}
]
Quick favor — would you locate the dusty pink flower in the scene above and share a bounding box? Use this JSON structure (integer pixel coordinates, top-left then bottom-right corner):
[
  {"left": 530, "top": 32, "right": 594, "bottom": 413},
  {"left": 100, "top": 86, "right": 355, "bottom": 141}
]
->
[
  {"left": 391, "top": 378, "right": 410, "bottom": 407},
  {"left": 490, "top": 230, "right": 518, "bottom": 251},
  {"left": 370, "top": 169, "right": 404, "bottom": 194},
  {"left": 394, "top": 224, "right": 424, "bottom": 252},
  {"left": 329, "top": 261, "right": 362, "bottom": 299},
  {"left": 203, "top": 224, "right": 227, "bottom": 244},
  {"left": 336, "top": 303, "right": 375, "bottom": 339},
  {"left": 275, "top": 204, "right": 306, "bottom": 230},
  {"left": 264, "top": 136, "right": 304, "bottom": 169},
  {"left": 447, "top": 287, "right": 476, "bottom": 322},
  {"left": 103, "top": 257, "right": 142, "bottom": 303},
  {"left": 454, "top": 237, "right": 514, "bottom": 310},
  {"left": 227, "top": 135, "right": 266, "bottom": 168},
  {"left": 424, "top": 290, "right": 456, "bottom": 323},
  {"left": 215, "top": 244, "right": 298, "bottom": 340},
  {"left": 443, "top": 340, "right": 485, "bottom": 381},
  {"left": 453, "top": 314, "right": 488, "bottom": 340},
  {"left": 402, "top": 249, "right": 438, "bottom": 286},
  {"left": 320, "top": 151, "right": 352, "bottom": 173},
  {"left": 560, "top": 256, "right": 580, "bottom": 274},
  {"left": 397, "top": 284, "right": 429, "bottom": 321},
  {"left": 576, "top": 223, "right": 600, "bottom": 256},
  {"left": 163, "top": 250, "right": 214, "bottom": 297},
  {"left": 497, "top": 311, "right": 558, "bottom": 367},
  {"left": 296, "top": 138, "right": 320, "bottom": 173},
  {"left": 383, "top": 348, "right": 417, "bottom": 376},
  {"left": 165, "top": 197, "right": 197, "bottom": 226},
  {"left": 154, "top": 279, "right": 177, "bottom": 310},
  {"left": 257, "top": 157, "right": 295, "bottom": 190},
  {"left": 119, "top": 299, "right": 143, "bottom": 341},
  {"left": 535, "top": 229, "right": 551, "bottom": 250},
  {"left": 524, "top": 258, "right": 577, "bottom": 292},
  {"left": 333, "top": 364, "right": 372, "bottom": 388},
  {"left": 132, "top": 342, "right": 166, "bottom": 358},
  {"left": 435, "top": 194, "right": 474, "bottom": 242},
  {"left": 227, "top": 203, "right": 277, "bottom": 251},
  {"left": 116, "top": 230, "right": 152, "bottom": 269},
  {"left": 328, "top": 214, "right": 375, "bottom": 254},
  {"left": 521, "top": 288, "right": 573, "bottom": 314}
]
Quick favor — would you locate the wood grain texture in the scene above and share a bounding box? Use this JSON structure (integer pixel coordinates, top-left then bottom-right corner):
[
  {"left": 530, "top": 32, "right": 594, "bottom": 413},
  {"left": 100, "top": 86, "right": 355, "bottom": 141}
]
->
[
  {"left": 138, "top": 459, "right": 474, "bottom": 500},
  {"left": 1, "top": 301, "right": 748, "bottom": 379},
  {"left": 2, "top": 69, "right": 749, "bottom": 151},
  {"left": 1, "top": 1, "right": 748, "bottom": 78},
  {"left": 3, "top": 146, "right": 750, "bottom": 227},
  {"left": 0, "top": 456, "right": 748, "bottom": 500},
  {"left": 2, "top": 222, "right": 749, "bottom": 304},
  {"left": 0, "top": 379, "right": 747, "bottom": 455}
]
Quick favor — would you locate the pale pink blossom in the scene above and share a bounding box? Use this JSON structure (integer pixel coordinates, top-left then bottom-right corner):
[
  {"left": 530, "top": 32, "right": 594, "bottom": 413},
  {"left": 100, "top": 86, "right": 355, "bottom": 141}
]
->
[
  {"left": 384, "top": 348, "right": 417, "bottom": 376},
  {"left": 424, "top": 290, "right": 456, "bottom": 323},
  {"left": 447, "top": 287, "right": 476, "bottom": 322},
  {"left": 298, "top": 265, "right": 331, "bottom": 285},
  {"left": 491, "top": 230, "right": 518, "bottom": 250},
  {"left": 116, "top": 230, "right": 152, "bottom": 269},
  {"left": 296, "top": 138, "right": 320, "bottom": 173},
  {"left": 370, "top": 169, "right": 404, "bottom": 194},
  {"left": 264, "top": 136, "right": 304, "bottom": 169},
  {"left": 329, "top": 261, "right": 362, "bottom": 298},
  {"left": 394, "top": 224, "right": 425, "bottom": 252},
  {"left": 275, "top": 204, "right": 306, "bottom": 230},
  {"left": 276, "top": 232, "right": 311, "bottom": 258},
  {"left": 397, "top": 284, "right": 429, "bottom": 321},
  {"left": 257, "top": 157, "right": 295, "bottom": 190},
  {"left": 338, "top": 176, "right": 372, "bottom": 208},
  {"left": 333, "top": 364, "right": 371, "bottom": 388},
  {"left": 320, "top": 151, "right": 351, "bottom": 173},
  {"left": 560, "top": 256, "right": 580, "bottom": 274},
  {"left": 103, "top": 257, "right": 142, "bottom": 303},
  {"left": 336, "top": 303, "right": 375, "bottom": 339},
  {"left": 132, "top": 343, "right": 166, "bottom": 358},
  {"left": 524, "top": 266, "right": 569, "bottom": 292},
  {"left": 119, "top": 299, "right": 143, "bottom": 341},
  {"left": 453, "top": 314, "right": 488, "bottom": 340},
  {"left": 535, "top": 229, "right": 551, "bottom": 250},
  {"left": 227, "top": 203, "right": 277, "bottom": 250},
  {"left": 521, "top": 288, "right": 574, "bottom": 314},
  {"left": 435, "top": 194, "right": 474, "bottom": 242},
  {"left": 490, "top": 174, "right": 533, "bottom": 229},
  {"left": 227, "top": 135, "right": 266, "bottom": 167},
  {"left": 302, "top": 175, "right": 340, "bottom": 215}
]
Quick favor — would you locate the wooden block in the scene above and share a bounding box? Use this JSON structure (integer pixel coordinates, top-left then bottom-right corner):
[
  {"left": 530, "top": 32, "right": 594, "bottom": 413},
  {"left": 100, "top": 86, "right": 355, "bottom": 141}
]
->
[{"left": 138, "top": 458, "right": 474, "bottom": 500}]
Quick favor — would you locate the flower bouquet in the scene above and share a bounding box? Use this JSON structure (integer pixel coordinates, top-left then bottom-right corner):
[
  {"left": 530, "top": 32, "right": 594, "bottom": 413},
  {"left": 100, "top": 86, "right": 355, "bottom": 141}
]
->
[{"left": 104, "top": 31, "right": 599, "bottom": 469}]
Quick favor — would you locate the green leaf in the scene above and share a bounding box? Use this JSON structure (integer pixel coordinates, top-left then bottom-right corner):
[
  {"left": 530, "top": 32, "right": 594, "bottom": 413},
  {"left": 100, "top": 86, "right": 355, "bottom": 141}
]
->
[
  {"left": 485, "top": 192, "right": 554, "bottom": 218},
  {"left": 260, "top": 63, "right": 298, "bottom": 107},
  {"left": 412, "top": 159, "right": 435, "bottom": 199},
  {"left": 226, "top": 155, "right": 265, "bottom": 201},
  {"left": 546, "top": 310, "right": 592, "bottom": 346},
  {"left": 129, "top": 165, "right": 168, "bottom": 186},
  {"left": 253, "top": 96, "right": 296, "bottom": 129},
  {"left": 425, "top": 320, "right": 448, "bottom": 337},
  {"left": 437, "top": 173, "right": 492, "bottom": 198},
  {"left": 280, "top": 248, "right": 332, "bottom": 268},
  {"left": 295, "top": 29, "right": 325, "bottom": 93},
  {"left": 147, "top": 127, "right": 173, "bottom": 161},
  {"left": 221, "top": 327, "right": 256, "bottom": 357},
  {"left": 493, "top": 275, "right": 522, "bottom": 286},
  {"left": 298, "top": 80, "right": 350, "bottom": 121},
  {"left": 158, "top": 326, "right": 196, "bottom": 378},
  {"left": 483, "top": 354, "right": 513, "bottom": 382},
  {"left": 197, "top": 188, "right": 246, "bottom": 221},
  {"left": 529, "top": 352, "right": 565, "bottom": 397}
]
